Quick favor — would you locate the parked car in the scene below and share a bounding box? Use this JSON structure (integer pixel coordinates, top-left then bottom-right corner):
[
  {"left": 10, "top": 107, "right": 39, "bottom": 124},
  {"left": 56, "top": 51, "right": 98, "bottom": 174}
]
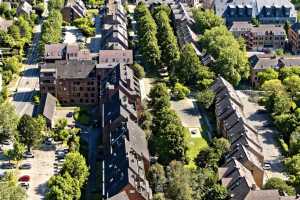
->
[
  {"left": 56, "top": 154, "right": 65, "bottom": 160},
  {"left": 20, "top": 182, "right": 29, "bottom": 190},
  {"left": 66, "top": 112, "right": 73, "bottom": 117},
  {"left": 45, "top": 138, "right": 54, "bottom": 145},
  {"left": 18, "top": 175, "right": 30, "bottom": 182},
  {"left": 23, "top": 152, "right": 34, "bottom": 159},
  {"left": 263, "top": 163, "right": 271, "bottom": 170},
  {"left": 19, "top": 163, "right": 32, "bottom": 170},
  {"left": 1, "top": 140, "right": 11, "bottom": 145},
  {"left": 1, "top": 163, "right": 16, "bottom": 169}
]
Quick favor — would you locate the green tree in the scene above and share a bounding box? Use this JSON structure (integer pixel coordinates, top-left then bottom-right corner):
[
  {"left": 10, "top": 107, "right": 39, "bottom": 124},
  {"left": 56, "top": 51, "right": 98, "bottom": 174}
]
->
[
  {"left": 279, "top": 67, "right": 300, "bottom": 80},
  {"left": 176, "top": 44, "right": 214, "bottom": 88},
  {"left": 264, "top": 177, "right": 295, "bottom": 196},
  {"left": 131, "top": 63, "right": 145, "bottom": 79},
  {"left": 275, "top": 48, "right": 284, "bottom": 56},
  {"left": 148, "top": 83, "right": 170, "bottom": 112},
  {"left": 172, "top": 83, "right": 190, "bottom": 100},
  {"left": 147, "top": 163, "right": 166, "bottom": 193},
  {"left": 0, "top": 172, "right": 27, "bottom": 200},
  {"left": 257, "top": 68, "right": 279, "bottom": 85},
  {"left": 283, "top": 75, "right": 300, "bottom": 99},
  {"left": 273, "top": 93, "right": 295, "bottom": 115},
  {"left": 192, "top": 9, "right": 224, "bottom": 34},
  {"left": 153, "top": 193, "right": 166, "bottom": 200},
  {"left": 151, "top": 108, "right": 189, "bottom": 164},
  {"left": 16, "top": 16, "right": 33, "bottom": 43},
  {"left": 0, "top": 102, "right": 18, "bottom": 142},
  {"left": 48, "top": 0, "right": 64, "bottom": 11},
  {"left": 196, "top": 89, "right": 215, "bottom": 109},
  {"left": 290, "top": 126, "right": 300, "bottom": 155},
  {"left": 165, "top": 161, "right": 193, "bottom": 200},
  {"left": 135, "top": 2, "right": 161, "bottom": 71},
  {"left": 4, "top": 142, "right": 26, "bottom": 163},
  {"left": 199, "top": 26, "right": 249, "bottom": 85},
  {"left": 61, "top": 152, "right": 89, "bottom": 187},
  {"left": 261, "top": 79, "right": 285, "bottom": 94},
  {"left": 46, "top": 172, "right": 81, "bottom": 200},
  {"left": 4, "top": 56, "right": 22, "bottom": 74},
  {"left": 154, "top": 9, "right": 180, "bottom": 73},
  {"left": 17, "top": 115, "right": 45, "bottom": 151},
  {"left": 203, "top": 184, "right": 228, "bottom": 200},
  {"left": 8, "top": 25, "right": 21, "bottom": 41}
]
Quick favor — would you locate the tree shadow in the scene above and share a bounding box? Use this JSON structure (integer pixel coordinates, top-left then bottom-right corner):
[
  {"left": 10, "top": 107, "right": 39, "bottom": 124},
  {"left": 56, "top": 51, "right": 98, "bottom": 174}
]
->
[{"left": 35, "top": 181, "right": 48, "bottom": 197}]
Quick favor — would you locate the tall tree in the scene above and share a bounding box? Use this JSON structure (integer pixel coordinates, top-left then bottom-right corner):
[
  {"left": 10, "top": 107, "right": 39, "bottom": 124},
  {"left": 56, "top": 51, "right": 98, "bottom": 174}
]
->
[
  {"left": 199, "top": 26, "right": 249, "bottom": 85},
  {"left": 147, "top": 163, "right": 166, "bottom": 193},
  {"left": 61, "top": 152, "right": 89, "bottom": 187},
  {"left": 165, "top": 161, "right": 193, "bottom": 200},
  {"left": 0, "top": 172, "right": 27, "bottom": 200},
  {"left": 46, "top": 172, "right": 81, "bottom": 200},
  {"left": 264, "top": 177, "right": 295, "bottom": 196},
  {"left": 257, "top": 68, "right": 279, "bottom": 85},
  {"left": 154, "top": 9, "right": 180, "bottom": 73},
  {"left": 192, "top": 9, "right": 224, "bottom": 34},
  {"left": 176, "top": 44, "right": 214, "bottom": 89},
  {"left": 0, "top": 102, "right": 18, "bottom": 142},
  {"left": 17, "top": 115, "right": 45, "bottom": 151}
]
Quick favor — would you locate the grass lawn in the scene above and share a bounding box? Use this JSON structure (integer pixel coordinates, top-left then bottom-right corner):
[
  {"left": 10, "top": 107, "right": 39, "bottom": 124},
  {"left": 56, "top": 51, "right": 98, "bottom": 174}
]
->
[{"left": 186, "top": 135, "right": 208, "bottom": 169}]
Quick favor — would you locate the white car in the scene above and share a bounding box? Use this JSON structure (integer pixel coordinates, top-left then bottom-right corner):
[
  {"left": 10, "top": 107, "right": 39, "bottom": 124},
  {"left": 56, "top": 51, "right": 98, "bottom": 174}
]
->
[{"left": 263, "top": 163, "right": 271, "bottom": 170}]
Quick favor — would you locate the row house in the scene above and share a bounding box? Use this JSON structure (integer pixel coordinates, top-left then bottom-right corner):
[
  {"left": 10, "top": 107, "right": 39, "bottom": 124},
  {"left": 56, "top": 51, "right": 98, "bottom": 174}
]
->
[
  {"left": 211, "top": 76, "right": 265, "bottom": 198},
  {"left": 249, "top": 54, "right": 300, "bottom": 87},
  {"left": 230, "top": 22, "right": 286, "bottom": 51},
  {"left": 61, "top": 0, "right": 87, "bottom": 23},
  {"left": 101, "top": 63, "right": 151, "bottom": 200},
  {"left": 219, "top": 158, "right": 293, "bottom": 200},
  {"left": 170, "top": 2, "right": 215, "bottom": 66},
  {"left": 214, "top": 0, "right": 297, "bottom": 26},
  {"left": 101, "top": 0, "right": 128, "bottom": 50},
  {"left": 212, "top": 76, "right": 300, "bottom": 199}
]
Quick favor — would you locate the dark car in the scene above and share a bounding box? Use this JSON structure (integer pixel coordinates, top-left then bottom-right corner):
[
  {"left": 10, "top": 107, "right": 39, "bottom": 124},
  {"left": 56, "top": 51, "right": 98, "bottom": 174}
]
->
[
  {"left": 23, "top": 152, "right": 34, "bottom": 159},
  {"left": 1, "top": 140, "right": 11, "bottom": 145},
  {"left": 20, "top": 182, "right": 29, "bottom": 190},
  {"left": 18, "top": 175, "right": 30, "bottom": 182},
  {"left": 19, "top": 163, "right": 32, "bottom": 170},
  {"left": 1, "top": 163, "right": 16, "bottom": 169}
]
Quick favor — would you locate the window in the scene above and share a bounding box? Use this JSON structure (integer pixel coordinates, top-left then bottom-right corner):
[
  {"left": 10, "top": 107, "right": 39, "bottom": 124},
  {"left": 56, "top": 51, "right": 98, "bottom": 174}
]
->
[
  {"left": 84, "top": 93, "right": 88, "bottom": 97},
  {"left": 80, "top": 99, "right": 83, "bottom": 103},
  {"left": 91, "top": 93, "right": 95, "bottom": 97}
]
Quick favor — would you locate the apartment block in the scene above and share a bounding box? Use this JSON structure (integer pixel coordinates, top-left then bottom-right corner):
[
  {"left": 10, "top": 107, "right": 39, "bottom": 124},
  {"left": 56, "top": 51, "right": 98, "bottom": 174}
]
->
[{"left": 230, "top": 22, "right": 286, "bottom": 51}]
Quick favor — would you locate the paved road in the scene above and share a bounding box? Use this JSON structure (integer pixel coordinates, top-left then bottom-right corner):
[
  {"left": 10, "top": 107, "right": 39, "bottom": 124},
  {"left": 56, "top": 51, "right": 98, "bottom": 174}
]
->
[
  {"left": 89, "top": 14, "right": 102, "bottom": 53},
  {"left": 12, "top": 24, "right": 41, "bottom": 116},
  {"left": 237, "top": 91, "right": 287, "bottom": 182}
]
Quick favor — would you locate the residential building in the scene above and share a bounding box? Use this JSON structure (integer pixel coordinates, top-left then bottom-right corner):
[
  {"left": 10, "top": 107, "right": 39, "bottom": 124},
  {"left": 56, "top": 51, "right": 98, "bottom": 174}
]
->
[
  {"left": 249, "top": 54, "right": 300, "bottom": 86},
  {"left": 230, "top": 22, "right": 286, "bottom": 51},
  {"left": 40, "top": 93, "right": 57, "bottom": 127},
  {"left": 219, "top": 158, "right": 291, "bottom": 200},
  {"left": 43, "top": 43, "right": 92, "bottom": 63},
  {"left": 61, "top": 0, "right": 87, "bottom": 23},
  {"left": 16, "top": 1, "right": 32, "bottom": 16},
  {"left": 288, "top": 23, "right": 300, "bottom": 54},
  {"left": 0, "top": 17, "right": 13, "bottom": 32},
  {"left": 101, "top": 0, "right": 128, "bottom": 50},
  {"left": 39, "top": 60, "right": 99, "bottom": 105},
  {"left": 214, "top": 0, "right": 297, "bottom": 25},
  {"left": 99, "top": 50, "right": 133, "bottom": 65}
]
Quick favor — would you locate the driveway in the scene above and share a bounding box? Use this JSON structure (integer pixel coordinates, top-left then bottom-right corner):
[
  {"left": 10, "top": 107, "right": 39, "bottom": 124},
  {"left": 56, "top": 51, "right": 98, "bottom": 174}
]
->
[{"left": 237, "top": 91, "right": 287, "bottom": 182}]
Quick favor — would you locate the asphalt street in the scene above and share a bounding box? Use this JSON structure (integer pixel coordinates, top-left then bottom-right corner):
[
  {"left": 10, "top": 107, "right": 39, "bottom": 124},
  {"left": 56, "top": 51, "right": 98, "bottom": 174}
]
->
[{"left": 12, "top": 24, "right": 41, "bottom": 116}]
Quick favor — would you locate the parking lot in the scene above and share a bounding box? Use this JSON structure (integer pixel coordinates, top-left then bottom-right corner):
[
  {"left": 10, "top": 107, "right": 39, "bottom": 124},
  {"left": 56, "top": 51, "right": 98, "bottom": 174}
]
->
[
  {"left": 237, "top": 91, "right": 287, "bottom": 182},
  {"left": 0, "top": 141, "right": 69, "bottom": 200}
]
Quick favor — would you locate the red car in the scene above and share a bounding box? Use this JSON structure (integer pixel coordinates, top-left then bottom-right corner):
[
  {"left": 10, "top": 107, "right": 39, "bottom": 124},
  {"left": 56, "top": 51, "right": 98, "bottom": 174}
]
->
[{"left": 18, "top": 175, "right": 30, "bottom": 182}]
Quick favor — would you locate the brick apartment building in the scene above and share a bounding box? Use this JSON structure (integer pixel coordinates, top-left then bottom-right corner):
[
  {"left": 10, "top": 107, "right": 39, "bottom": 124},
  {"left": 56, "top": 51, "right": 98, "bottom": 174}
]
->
[{"left": 230, "top": 22, "right": 286, "bottom": 51}]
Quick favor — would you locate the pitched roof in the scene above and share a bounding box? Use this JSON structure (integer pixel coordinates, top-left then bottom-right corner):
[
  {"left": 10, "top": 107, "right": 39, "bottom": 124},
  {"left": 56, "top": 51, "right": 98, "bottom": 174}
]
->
[
  {"left": 40, "top": 93, "right": 56, "bottom": 122},
  {"left": 219, "top": 158, "right": 256, "bottom": 200}
]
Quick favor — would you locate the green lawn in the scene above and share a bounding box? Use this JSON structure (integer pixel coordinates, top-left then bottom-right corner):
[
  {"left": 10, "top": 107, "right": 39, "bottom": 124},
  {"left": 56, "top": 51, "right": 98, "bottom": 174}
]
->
[{"left": 186, "top": 135, "right": 208, "bottom": 169}]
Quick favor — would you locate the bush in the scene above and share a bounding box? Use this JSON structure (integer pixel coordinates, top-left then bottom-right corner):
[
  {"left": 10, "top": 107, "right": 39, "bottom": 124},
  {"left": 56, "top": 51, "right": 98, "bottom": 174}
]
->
[
  {"left": 264, "top": 177, "right": 295, "bottom": 196},
  {"left": 172, "top": 83, "right": 190, "bottom": 100},
  {"left": 131, "top": 63, "right": 145, "bottom": 79},
  {"left": 196, "top": 90, "right": 215, "bottom": 109}
]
